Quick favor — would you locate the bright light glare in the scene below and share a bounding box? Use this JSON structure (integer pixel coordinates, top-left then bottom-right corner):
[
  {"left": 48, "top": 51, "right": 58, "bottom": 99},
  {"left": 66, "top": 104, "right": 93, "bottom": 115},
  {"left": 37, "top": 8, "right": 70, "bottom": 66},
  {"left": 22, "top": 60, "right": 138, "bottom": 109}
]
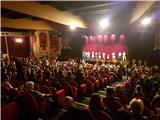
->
[
  {"left": 118, "top": 52, "right": 122, "bottom": 56},
  {"left": 107, "top": 54, "right": 110, "bottom": 59},
  {"left": 141, "top": 17, "right": 151, "bottom": 25},
  {"left": 123, "top": 52, "right": 126, "bottom": 56},
  {"left": 100, "top": 19, "right": 109, "bottom": 29},
  {"left": 15, "top": 38, "right": 22, "bottom": 43},
  {"left": 69, "top": 24, "right": 76, "bottom": 30}
]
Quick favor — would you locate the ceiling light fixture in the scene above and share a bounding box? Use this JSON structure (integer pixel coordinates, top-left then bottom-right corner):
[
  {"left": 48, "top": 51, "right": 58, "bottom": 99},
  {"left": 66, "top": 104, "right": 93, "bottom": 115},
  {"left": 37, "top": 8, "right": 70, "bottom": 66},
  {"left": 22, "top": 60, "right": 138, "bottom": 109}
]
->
[
  {"left": 69, "top": 23, "right": 76, "bottom": 30},
  {"left": 99, "top": 18, "right": 109, "bottom": 29},
  {"left": 15, "top": 38, "right": 23, "bottom": 43},
  {"left": 141, "top": 17, "right": 152, "bottom": 25}
]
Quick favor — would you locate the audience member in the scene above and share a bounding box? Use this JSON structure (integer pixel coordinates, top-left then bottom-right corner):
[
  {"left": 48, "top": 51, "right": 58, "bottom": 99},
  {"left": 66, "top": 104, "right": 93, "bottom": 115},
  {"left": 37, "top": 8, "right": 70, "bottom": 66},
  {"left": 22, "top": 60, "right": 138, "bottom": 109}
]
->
[{"left": 59, "top": 96, "right": 95, "bottom": 120}]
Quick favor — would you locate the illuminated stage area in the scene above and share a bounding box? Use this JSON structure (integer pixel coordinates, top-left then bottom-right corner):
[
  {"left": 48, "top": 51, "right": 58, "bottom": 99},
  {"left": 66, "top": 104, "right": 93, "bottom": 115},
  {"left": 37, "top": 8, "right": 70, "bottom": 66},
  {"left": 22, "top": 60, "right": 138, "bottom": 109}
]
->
[{"left": 82, "top": 34, "right": 128, "bottom": 62}]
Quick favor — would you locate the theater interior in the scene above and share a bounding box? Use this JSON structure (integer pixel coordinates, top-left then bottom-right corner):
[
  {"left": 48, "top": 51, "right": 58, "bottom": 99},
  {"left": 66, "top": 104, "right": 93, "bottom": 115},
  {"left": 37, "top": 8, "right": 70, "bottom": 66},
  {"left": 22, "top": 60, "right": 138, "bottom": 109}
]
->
[{"left": 1, "top": 1, "right": 160, "bottom": 120}]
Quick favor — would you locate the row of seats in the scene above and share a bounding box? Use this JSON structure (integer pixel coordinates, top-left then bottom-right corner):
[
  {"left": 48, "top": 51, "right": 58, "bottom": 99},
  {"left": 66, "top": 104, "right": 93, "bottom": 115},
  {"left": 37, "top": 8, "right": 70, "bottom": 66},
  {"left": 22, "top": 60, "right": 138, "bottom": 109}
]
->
[
  {"left": 1, "top": 89, "right": 65, "bottom": 120},
  {"left": 1, "top": 73, "right": 117, "bottom": 120}
]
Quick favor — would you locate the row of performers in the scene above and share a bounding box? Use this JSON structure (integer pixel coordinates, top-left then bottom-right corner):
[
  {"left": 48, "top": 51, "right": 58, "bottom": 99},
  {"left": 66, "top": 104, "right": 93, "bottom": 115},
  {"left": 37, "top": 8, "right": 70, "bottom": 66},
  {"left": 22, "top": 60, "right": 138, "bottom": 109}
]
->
[{"left": 82, "top": 51, "right": 127, "bottom": 62}]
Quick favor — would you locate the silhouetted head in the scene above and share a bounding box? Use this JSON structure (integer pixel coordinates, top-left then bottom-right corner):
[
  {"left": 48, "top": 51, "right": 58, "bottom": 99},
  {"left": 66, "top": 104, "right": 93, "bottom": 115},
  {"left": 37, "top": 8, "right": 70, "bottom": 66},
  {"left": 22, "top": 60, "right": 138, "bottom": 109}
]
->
[
  {"left": 25, "top": 81, "right": 34, "bottom": 90},
  {"left": 63, "top": 96, "right": 75, "bottom": 110},
  {"left": 116, "top": 107, "right": 132, "bottom": 120},
  {"left": 89, "top": 93, "right": 104, "bottom": 111},
  {"left": 106, "top": 86, "right": 114, "bottom": 96},
  {"left": 129, "top": 98, "right": 144, "bottom": 115}
]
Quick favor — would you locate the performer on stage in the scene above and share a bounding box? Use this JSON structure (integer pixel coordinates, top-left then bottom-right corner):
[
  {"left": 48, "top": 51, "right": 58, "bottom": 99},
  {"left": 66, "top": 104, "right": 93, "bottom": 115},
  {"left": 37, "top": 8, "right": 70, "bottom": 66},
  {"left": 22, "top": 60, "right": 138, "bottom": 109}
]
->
[
  {"left": 102, "top": 52, "right": 106, "bottom": 60},
  {"left": 92, "top": 51, "right": 95, "bottom": 61},
  {"left": 87, "top": 52, "right": 90, "bottom": 61},
  {"left": 107, "top": 54, "right": 110, "bottom": 60},
  {"left": 98, "top": 52, "right": 101, "bottom": 59},
  {"left": 118, "top": 52, "right": 122, "bottom": 62},
  {"left": 112, "top": 52, "right": 116, "bottom": 61},
  {"left": 95, "top": 52, "right": 98, "bottom": 60},
  {"left": 82, "top": 51, "right": 86, "bottom": 60},
  {"left": 122, "top": 52, "right": 126, "bottom": 63}
]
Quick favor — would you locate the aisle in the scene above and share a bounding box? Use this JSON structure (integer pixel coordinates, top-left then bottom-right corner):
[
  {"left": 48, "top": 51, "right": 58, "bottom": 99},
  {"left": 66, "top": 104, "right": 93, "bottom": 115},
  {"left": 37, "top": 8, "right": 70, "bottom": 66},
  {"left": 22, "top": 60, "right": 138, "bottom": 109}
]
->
[{"left": 80, "top": 76, "right": 127, "bottom": 105}]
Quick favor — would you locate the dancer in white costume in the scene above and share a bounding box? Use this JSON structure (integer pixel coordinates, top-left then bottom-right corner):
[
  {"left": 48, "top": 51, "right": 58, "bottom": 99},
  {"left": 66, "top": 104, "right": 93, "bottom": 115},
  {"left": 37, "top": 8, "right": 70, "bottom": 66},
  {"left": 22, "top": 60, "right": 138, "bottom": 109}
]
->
[
  {"left": 98, "top": 52, "right": 101, "bottom": 59},
  {"left": 102, "top": 52, "right": 106, "bottom": 60}
]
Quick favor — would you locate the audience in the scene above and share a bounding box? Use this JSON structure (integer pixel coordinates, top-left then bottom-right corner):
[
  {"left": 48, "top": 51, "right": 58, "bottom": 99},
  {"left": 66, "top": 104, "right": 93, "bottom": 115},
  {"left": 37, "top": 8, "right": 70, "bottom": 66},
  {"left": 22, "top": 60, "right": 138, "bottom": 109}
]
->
[{"left": 1, "top": 56, "right": 160, "bottom": 120}]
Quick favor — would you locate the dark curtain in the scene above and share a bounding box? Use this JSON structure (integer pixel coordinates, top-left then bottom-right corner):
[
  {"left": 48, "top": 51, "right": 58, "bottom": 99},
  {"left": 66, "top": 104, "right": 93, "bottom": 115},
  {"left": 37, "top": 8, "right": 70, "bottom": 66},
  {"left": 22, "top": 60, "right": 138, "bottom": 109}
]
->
[{"left": 1, "top": 36, "right": 7, "bottom": 54}]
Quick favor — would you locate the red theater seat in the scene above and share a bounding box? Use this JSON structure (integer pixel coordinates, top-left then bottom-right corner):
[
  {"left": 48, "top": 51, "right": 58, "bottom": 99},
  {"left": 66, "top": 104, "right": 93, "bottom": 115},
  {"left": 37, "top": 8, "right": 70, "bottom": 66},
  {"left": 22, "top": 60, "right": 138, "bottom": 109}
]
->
[
  {"left": 95, "top": 80, "right": 100, "bottom": 90},
  {"left": 72, "top": 86, "right": 78, "bottom": 99},
  {"left": 9, "top": 88, "right": 21, "bottom": 98},
  {"left": 90, "top": 83, "right": 95, "bottom": 93},
  {"left": 1, "top": 84, "right": 10, "bottom": 95},
  {"left": 39, "top": 96, "right": 50, "bottom": 114},
  {"left": 17, "top": 92, "right": 39, "bottom": 119},
  {"left": 55, "top": 89, "right": 65, "bottom": 104},
  {"left": 1, "top": 102, "right": 20, "bottom": 120},
  {"left": 79, "top": 83, "right": 87, "bottom": 96}
]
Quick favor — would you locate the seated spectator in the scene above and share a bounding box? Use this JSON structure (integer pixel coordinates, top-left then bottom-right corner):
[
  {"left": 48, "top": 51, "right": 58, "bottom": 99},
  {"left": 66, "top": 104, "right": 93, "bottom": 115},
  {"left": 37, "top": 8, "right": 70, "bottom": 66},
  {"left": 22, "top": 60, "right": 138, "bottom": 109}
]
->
[
  {"left": 2, "top": 74, "right": 13, "bottom": 90},
  {"left": 89, "top": 93, "right": 112, "bottom": 120},
  {"left": 59, "top": 96, "right": 95, "bottom": 120},
  {"left": 116, "top": 107, "right": 132, "bottom": 120},
  {"left": 25, "top": 81, "right": 53, "bottom": 102},
  {"left": 28, "top": 69, "right": 37, "bottom": 82},
  {"left": 10, "top": 67, "right": 17, "bottom": 80},
  {"left": 152, "top": 94, "right": 160, "bottom": 109},
  {"left": 151, "top": 81, "right": 159, "bottom": 98},
  {"left": 132, "top": 85, "right": 144, "bottom": 99},
  {"left": 103, "top": 86, "right": 122, "bottom": 113},
  {"left": 124, "top": 83, "right": 133, "bottom": 98},
  {"left": 114, "top": 84, "right": 129, "bottom": 105},
  {"left": 128, "top": 98, "right": 148, "bottom": 120},
  {"left": 105, "top": 86, "right": 120, "bottom": 101}
]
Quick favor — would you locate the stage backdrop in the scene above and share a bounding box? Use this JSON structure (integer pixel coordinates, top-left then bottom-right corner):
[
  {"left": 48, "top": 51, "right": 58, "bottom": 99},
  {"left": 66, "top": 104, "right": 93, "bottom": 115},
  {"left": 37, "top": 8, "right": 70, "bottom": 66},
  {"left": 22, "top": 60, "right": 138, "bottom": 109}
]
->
[{"left": 83, "top": 34, "right": 128, "bottom": 61}]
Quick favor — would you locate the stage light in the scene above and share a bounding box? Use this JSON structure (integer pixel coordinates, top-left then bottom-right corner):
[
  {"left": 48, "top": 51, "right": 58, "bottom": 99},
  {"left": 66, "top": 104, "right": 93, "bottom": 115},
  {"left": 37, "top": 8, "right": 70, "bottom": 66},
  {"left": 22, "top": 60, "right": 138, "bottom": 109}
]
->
[
  {"left": 69, "top": 24, "right": 76, "bottom": 30},
  {"left": 15, "top": 38, "right": 22, "bottom": 43},
  {"left": 141, "top": 17, "right": 152, "bottom": 25},
  {"left": 99, "top": 18, "right": 109, "bottom": 29}
]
